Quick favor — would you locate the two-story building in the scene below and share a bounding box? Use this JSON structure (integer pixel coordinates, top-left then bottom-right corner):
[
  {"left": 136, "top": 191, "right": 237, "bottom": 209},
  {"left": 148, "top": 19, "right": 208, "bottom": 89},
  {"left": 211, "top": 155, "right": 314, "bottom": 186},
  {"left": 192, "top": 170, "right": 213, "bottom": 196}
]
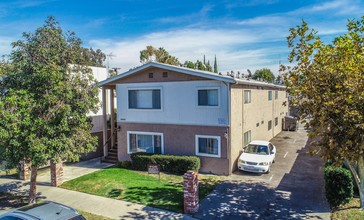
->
[{"left": 98, "top": 62, "right": 288, "bottom": 175}]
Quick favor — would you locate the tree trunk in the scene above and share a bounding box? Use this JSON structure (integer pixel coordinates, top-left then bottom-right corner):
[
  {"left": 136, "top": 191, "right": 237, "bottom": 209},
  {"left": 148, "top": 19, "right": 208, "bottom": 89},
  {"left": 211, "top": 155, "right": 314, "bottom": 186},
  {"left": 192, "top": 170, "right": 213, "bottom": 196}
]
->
[
  {"left": 358, "top": 157, "right": 364, "bottom": 208},
  {"left": 29, "top": 165, "right": 38, "bottom": 204}
]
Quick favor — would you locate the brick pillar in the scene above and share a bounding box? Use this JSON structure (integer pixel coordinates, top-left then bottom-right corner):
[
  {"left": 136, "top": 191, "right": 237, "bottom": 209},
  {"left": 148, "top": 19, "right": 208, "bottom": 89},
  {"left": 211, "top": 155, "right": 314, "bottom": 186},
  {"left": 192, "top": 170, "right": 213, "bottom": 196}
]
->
[
  {"left": 19, "top": 161, "right": 30, "bottom": 180},
  {"left": 50, "top": 160, "right": 63, "bottom": 187},
  {"left": 183, "top": 171, "right": 199, "bottom": 214}
]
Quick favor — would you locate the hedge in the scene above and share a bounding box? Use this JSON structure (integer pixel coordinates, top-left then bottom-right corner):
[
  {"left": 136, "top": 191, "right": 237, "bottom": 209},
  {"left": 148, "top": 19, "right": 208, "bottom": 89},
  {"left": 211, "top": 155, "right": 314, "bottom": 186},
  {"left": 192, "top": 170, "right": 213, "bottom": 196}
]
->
[
  {"left": 324, "top": 165, "right": 353, "bottom": 209},
  {"left": 130, "top": 152, "right": 200, "bottom": 174}
]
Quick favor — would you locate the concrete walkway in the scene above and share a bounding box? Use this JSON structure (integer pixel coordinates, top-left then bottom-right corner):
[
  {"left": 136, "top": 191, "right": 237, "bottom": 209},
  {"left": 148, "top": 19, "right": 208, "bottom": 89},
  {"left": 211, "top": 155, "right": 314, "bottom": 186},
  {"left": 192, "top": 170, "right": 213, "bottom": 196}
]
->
[{"left": 0, "top": 158, "right": 195, "bottom": 220}]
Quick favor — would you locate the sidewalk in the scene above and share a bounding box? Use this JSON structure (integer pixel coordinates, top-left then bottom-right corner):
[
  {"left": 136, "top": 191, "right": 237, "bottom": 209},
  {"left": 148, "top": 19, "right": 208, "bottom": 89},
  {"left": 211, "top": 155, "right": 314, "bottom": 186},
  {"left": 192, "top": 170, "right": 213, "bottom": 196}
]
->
[{"left": 0, "top": 158, "right": 195, "bottom": 220}]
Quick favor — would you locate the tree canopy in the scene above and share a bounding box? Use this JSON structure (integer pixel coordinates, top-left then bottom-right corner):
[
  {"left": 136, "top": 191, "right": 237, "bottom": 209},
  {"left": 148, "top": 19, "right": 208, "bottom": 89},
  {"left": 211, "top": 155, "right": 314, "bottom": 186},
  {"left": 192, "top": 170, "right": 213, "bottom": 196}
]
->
[
  {"left": 253, "top": 68, "right": 275, "bottom": 83},
  {"left": 139, "top": 45, "right": 179, "bottom": 65},
  {"left": 282, "top": 17, "right": 364, "bottom": 206},
  {"left": 0, "top": 16, "right": 100, "bottom": 203}
]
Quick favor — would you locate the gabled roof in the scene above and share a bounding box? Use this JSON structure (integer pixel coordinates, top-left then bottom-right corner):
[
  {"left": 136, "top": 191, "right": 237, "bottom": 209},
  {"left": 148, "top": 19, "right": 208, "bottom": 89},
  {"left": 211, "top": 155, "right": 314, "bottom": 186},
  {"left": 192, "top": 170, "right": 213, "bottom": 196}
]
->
[
  {"left": 97, "top": 61, "right": 286, "bottom": 89},
  {"left": 98, "top": 61, "right": 236, "bottom": 86}
]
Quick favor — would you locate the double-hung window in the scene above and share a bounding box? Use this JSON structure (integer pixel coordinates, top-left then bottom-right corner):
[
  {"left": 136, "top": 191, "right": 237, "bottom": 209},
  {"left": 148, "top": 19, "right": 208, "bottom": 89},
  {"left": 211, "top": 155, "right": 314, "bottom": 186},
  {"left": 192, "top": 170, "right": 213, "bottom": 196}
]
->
[
  {"left": 268, "top": 91, "right": 273, "bottom": 101},
  {"left": 243, "top": 130, "right": 251, "bottom": 146},
  {"left": 128, "top": 89, "right": 161, "bottom": 109},
  {"left": 128, "top": 131, "right": 163, "bottom": 154},
  {"left": 195, "top": 135, "right": 221, "bottom": 158},
  {"left": 244, "top": 90, "right": 251, "bottom": 104},
  {"left": 198, "top": 89, "right": 219, "bottom": 106}
]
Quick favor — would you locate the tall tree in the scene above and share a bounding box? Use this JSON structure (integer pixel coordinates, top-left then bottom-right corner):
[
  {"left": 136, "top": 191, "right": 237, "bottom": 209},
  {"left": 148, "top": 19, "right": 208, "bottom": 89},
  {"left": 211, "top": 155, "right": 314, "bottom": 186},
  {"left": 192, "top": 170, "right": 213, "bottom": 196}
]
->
[
  {"left": 213, "top": 55, "right": 218, "bottom": 73},
  {"left": 80, "top": 48, "right": 106, "bottom": 67},
  {"left": 253, "top": 68, "right": 275, "bottom": 83},
  {"left": 0, "top": 16, "right": 99, "bottom": 203},
  {"left": 282, "top": 18, "right": 364, "bottom": 207},
  {"left": 139, "top": 46, "right": 179, "bottom": 65}
]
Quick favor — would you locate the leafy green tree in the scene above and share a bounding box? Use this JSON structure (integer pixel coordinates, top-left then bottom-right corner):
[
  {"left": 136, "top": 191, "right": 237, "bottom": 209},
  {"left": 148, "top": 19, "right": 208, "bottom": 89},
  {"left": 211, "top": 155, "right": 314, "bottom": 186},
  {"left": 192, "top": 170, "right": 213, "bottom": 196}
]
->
[
  {"left": 282, "top": 17, "right": 364, "bottom": 207},
  {"left": 184, "top": 60, "right": 195, "bottom": 69},
  {"left": 0, "top": 16, "right": 99, "bottom": 203},
  {"left": 139, "top": 45, "right": 179, "bottom": 65},
  {"left": 253, "top": 68, "right": 275, "bottom": 83},
  {"left": 80, "top": 48, "right": 106, "bottom": 67},
  {"left": 195, "top": 60, "right": 205, "bottom": 71}
]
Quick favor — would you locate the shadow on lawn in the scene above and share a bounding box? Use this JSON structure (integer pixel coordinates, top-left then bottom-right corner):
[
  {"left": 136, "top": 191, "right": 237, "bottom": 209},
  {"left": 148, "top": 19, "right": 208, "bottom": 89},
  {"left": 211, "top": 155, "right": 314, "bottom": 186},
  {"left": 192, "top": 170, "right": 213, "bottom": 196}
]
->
[{"left": 123, "top": 186, "right": 184, "bottom": 213}]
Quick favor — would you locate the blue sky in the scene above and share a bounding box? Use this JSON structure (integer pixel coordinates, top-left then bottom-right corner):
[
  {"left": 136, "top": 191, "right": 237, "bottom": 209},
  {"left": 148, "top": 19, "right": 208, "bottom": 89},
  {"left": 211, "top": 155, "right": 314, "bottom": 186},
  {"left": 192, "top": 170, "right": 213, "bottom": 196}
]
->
[{"left": 0, "top": 0, "right": 363, "bottom": 74}]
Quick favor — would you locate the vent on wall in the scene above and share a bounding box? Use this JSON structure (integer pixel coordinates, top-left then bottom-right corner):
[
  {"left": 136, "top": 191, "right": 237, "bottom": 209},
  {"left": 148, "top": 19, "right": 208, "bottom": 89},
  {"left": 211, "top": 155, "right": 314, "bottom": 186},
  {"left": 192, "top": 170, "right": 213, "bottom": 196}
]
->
[
  {"left": 149, "top": 73, "right": 153, "bottom": 78},
  {"left": 163, "top": 72, "right": 168, "bottom": 78}
]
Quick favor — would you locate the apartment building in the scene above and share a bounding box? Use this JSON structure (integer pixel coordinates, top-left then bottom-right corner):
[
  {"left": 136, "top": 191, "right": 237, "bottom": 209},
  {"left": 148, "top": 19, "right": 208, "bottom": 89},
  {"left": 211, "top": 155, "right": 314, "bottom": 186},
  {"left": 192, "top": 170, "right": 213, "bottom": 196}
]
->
[{"left": 98, "top": 62, "right": 288, "bottom": 175}]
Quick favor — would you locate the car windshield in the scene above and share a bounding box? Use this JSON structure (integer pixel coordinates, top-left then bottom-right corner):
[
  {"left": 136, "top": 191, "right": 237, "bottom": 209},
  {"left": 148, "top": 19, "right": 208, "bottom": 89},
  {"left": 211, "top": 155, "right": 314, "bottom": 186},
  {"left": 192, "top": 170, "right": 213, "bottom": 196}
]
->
[{"left": 244, "top": 144, "right": 269, "bottom": 155}]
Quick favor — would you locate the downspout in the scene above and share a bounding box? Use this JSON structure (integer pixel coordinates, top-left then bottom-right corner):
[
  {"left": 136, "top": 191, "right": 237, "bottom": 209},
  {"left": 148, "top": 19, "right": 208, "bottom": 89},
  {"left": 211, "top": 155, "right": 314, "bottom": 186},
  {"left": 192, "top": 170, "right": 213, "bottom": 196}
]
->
[{"left": 224, "top": 81, "right": 232, "bottom": 175}]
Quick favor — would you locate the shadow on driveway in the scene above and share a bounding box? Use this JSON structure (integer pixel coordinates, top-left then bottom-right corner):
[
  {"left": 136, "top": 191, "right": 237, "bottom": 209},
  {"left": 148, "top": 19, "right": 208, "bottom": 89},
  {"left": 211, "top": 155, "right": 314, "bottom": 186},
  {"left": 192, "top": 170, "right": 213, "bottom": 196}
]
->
[{"left": 195, "top": 137, "right": 329, "bottom": 220}]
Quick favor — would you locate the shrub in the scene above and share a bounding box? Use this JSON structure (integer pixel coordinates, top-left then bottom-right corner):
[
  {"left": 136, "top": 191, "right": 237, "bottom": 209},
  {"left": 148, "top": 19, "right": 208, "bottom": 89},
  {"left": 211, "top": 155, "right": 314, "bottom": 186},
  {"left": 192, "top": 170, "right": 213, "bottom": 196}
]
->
[
  {"left": 324, "top": 165, "right": 353, "bottom": 209},
  {"left": 116, "top": 161, "right": 132, "bottom": 169},
  {"left": 130, "top": 153, "right": 200, "bottom": 174}
]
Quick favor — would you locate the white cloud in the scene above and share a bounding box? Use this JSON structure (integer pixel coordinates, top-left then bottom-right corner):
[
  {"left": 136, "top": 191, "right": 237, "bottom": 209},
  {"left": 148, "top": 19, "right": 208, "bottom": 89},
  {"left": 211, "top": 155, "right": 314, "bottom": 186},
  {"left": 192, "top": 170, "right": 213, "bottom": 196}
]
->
[{"left": 89, "top": 28, "right": 288, "bottom": 74}]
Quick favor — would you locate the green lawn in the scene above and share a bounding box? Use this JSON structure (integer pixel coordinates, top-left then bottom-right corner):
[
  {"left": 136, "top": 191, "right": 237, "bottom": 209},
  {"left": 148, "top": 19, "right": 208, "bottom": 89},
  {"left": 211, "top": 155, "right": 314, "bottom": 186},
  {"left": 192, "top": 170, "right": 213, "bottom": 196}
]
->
[
  {"left": 60, "top": 167, "right": 221, "bottom": 213},
  {"left": 331, "top": 198, "right": 364, "bottom": 220}
]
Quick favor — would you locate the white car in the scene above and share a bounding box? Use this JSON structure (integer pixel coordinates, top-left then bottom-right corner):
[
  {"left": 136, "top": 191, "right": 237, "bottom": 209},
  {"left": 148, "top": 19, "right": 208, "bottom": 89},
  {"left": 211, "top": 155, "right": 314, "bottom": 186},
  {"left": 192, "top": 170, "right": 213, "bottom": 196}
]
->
[{"left": 238, "top": 140, "right": 276, "bottom": 174}]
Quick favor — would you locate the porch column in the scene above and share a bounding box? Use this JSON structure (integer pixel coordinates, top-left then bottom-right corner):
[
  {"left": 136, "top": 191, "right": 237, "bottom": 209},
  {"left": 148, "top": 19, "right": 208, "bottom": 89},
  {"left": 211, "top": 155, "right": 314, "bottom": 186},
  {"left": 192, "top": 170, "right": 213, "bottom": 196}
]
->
[
  {"left": 102, "top": 87, "right": 108, "bottom": 159},
  {"left": 110, "top": 89, "right": 115, "bottom": 149}
]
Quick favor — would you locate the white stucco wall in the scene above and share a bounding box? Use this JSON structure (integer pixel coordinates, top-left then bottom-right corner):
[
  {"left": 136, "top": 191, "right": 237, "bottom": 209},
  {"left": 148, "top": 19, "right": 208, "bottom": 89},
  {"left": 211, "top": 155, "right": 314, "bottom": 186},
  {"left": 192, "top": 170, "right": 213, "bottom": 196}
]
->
[{"left": 116, "top": 80, "right": 229, "bottom": 126}]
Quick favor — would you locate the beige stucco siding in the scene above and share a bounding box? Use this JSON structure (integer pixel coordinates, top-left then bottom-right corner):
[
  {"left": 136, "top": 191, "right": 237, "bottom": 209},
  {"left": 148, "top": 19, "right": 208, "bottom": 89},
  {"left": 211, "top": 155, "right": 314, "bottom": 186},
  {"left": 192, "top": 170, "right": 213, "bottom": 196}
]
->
[
  {"left": 230, "top": 85, "right": 288, "bottom": 172},
  {"left": 229, "top": 85, "right": 244, "bottom": 173}
]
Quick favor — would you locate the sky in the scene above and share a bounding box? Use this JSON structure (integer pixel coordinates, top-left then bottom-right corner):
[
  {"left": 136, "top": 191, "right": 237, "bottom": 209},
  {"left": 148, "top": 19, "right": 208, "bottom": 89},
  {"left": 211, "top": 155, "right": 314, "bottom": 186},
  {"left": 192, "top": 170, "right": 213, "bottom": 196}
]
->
[{"left": 0, "top": 0, "right": 363, "bottom": 75}]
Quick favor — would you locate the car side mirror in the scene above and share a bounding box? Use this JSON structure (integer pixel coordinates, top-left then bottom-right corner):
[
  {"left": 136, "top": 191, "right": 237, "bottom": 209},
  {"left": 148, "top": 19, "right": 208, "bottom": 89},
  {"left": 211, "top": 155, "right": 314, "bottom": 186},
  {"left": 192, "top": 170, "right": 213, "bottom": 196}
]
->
[{"left": 271, "top": 150, "right": 275, "bottom": 154}]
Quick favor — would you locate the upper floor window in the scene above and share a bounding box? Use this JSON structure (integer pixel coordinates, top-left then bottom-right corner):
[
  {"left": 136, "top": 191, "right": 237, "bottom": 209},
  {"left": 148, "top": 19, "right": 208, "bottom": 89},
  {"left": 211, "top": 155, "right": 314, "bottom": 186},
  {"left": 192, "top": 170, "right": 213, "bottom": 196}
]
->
[
  {"left": 268, "top": 91, "right": 273, "bottom": 101},
  {"left": 128, "top": 89, "right": 161, "bottom": 109},
  {"left": 275, "top": 91, "right": 278, "bottom": 100},
  {"left": 244, "top": 90, "right": 251, "bottom": 104},
  {"left": 275, "top": 117, "right": 278, "bottom": 126},
  {"left": 198, "top": 89, "right": 219, "bottom": 106}
]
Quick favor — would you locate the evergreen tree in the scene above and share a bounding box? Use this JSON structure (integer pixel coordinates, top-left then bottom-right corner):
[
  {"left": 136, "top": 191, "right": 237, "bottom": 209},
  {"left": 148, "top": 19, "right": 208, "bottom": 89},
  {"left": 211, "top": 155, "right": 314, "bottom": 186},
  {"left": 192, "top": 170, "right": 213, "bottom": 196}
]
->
[{"left": 213, "top": 55, "right": 218, "bottom": 73}]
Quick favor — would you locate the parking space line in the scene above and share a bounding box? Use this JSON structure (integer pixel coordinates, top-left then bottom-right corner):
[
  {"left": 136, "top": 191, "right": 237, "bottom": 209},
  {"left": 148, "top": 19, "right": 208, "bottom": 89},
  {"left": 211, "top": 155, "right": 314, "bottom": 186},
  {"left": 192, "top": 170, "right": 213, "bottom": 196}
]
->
[
  {"left": 269, "top": 175, "right": 274, "bottom": 182},
  {"left": 283, "top": 152, "right": 288, "bottom": 158}
]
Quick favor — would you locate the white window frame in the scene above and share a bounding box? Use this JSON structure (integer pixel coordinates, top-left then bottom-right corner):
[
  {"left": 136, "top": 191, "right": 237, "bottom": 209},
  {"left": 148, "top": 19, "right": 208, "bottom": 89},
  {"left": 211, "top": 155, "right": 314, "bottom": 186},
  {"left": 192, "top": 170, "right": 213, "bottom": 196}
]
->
[
  {"left": 127, "top": 87, "right": 163, "bottom": 111},
  {"left": 268, "top": 90, "right": 273, "bottom": 101},
  {"left": 275, "top": 117, "right": 279, "bottom": 127},
  {"left": 127, "top": 131, "right": 164, "bottom": 154},
  {"left": 243, "top": 130, "right": 251, "bottom": 146},
  {"left": 195, "top": 135, "right": 221, "bottom": 158},
  {"left": 196, "top": 87, "right": 220, "bottom": 108},
  {"left": 244, "top": 90, "right": 251, "bottom": 104}
]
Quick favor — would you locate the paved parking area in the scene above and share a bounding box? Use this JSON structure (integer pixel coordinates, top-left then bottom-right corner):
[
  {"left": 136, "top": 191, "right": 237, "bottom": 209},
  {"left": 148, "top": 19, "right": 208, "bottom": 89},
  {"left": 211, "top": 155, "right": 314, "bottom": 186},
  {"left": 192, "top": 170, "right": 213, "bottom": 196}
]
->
[{"left": 195, "top": 126, "right": 330, "bottom": 220}]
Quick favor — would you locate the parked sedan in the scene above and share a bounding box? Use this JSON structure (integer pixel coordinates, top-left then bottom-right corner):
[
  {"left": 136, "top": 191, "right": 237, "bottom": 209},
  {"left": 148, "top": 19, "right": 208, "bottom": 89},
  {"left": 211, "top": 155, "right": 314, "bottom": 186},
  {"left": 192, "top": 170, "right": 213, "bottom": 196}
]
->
[
  {"left": 0, "top": 201, "right": 85, "bottom": 220},
  {"left": 238, "top": 140, "right": 276, "bottom": 174}
]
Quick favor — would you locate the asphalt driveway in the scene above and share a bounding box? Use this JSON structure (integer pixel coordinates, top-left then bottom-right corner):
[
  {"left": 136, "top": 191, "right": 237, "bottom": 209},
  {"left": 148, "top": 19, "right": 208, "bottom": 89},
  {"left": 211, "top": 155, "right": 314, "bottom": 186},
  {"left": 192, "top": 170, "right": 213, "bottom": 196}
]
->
[{"left": 195, "top": 126, "right": 330, "bottom": 220}]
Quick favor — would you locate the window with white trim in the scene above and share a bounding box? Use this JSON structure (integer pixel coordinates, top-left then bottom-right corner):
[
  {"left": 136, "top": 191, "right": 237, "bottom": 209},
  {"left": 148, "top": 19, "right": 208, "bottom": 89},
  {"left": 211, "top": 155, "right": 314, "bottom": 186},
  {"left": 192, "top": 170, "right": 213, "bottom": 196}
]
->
[
  {"left": 128, "top": 131, "right": 163, "bottom": 154},
  {"left": 275, "top": 117, "right": 278, "bottom": 126},
  {"left": 268, "top": 120, "right": 272, "bottom": 130},
  {"left": 268, "top": 91, "right": 273, "bottom": 101},
  {"left": 275, "top": 90, "right": 278, "bottom": 100},
  {"left": 128, "top": 89, "right": 161, "bottom": 109},
  {"left": 198, "top": 89, "right": 219, "bottom": 106},
  {"left": 195, "top": 135, "right": 221, "bottom": 157},
  {"left": 243, "top": 130, "right": 251, "bottom": 146},
  {"left": 244, "top": 90, "right": 251, "bottom": 104}
]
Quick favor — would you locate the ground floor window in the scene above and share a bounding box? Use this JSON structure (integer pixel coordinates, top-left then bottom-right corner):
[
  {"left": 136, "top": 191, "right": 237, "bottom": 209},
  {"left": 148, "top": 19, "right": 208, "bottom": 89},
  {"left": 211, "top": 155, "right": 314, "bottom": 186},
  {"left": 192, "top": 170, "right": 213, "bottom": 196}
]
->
[
  {"left": 195, "top": 135, "right": 221, "bottom": 158},
  {"left": 127, "top": 131, "right": 163, "bottom": 154},
  {"left": 244, "top": 130, "right": 251, "bottom": 146}
]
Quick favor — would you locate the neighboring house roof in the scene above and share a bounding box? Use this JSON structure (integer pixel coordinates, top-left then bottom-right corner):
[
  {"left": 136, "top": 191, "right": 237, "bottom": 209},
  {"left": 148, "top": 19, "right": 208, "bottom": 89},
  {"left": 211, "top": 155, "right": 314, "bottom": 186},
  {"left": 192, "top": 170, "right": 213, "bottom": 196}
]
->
[{"left": 98, "top": 61, "right": 285, "bottom": 89}]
